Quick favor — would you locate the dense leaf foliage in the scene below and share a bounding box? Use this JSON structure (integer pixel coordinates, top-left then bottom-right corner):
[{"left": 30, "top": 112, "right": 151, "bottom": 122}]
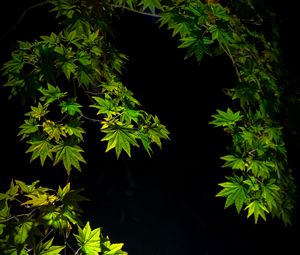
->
[
  {"left": 110, "top": 0, "right": 297, "bottom": 225},
  {"left": 0, "top": 0, "right": 298, "bottom": 254}
]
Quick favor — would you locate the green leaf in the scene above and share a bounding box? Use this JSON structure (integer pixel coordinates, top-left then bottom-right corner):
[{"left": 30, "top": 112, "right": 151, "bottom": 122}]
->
[
  {"left": 43, "top": 121, "right": 67, "bottom": 143},
  {"left": 64, "top": 120, "right": 85, "bottom": 141},
  {"left": 137, "top": 130, "right": 153, "bottom": 157},
  {"left": 139, "top": 0, "right": 162, "bottom": 13},
  {"left": 77, "top": 52, "right": 91, "bottom": 66},
  {"left": 22, "top": 193, "right": 57, "bottom": 207},
  {"left": 27, "top": 103, "right": 49, "bottom": 121},
  {"left": 39, "top": 83, "right": 67, "bottom": 105},
  {"left": 210, "top": 4, "right": 230, "bottom": 21},
  {"left": 65, "top": 30, "right": 77, "bottom": 43},
  {"left": 216, "top": 176, "right": 248, "bottom": 213},
  {"left": 14, "top": 221, "right": 33, "bottom": 244},
  {"left": 104, "top": 243, "right": 127, "bottom": 255},
  {"left": 265, "top": 126, "right": 282, "bottom": 143},
  {"left": 18, "top": 118, "right": 40, "bottom": 140},
  {"left": 36, "top": 237, "right": 65, "bottom": 255},
  {"left": 0, "top": 180, "right": 19, "bottom": 202},
  {"left": 42, "top": 210, "right": 69, "bottom": 231},
  {"left": 178, "top": 36, "right": 197, "bottom": 48},
  {"left": 91, "top": 95, "right": 115, "bottom": 116},
  {"left": 262, "top": 180, "right": 280, "bottom": 210},
  {"left": 18, "top": 40, "right": 32, "bottom": 50},
  {"left": 15, "top": 180, "right": 40, "bottom": 194},
  {"left": 58, "top": 182, "right": 89, "bottom": 213},
  {"left": 145, "top": 115, "right": 170, "bottom": 149},
  {"left": 101, "top": 124, "right": 139, "bottom": 158},
  {"left": 26, "top": 138, "right": 54, "bottom": 166},
  {"left": 220, "top": 155, "right": 246, "bottom": 170},
  {"left": 60, "top": 99, "right": 82, "bottom": 116},
  {"left": 52, "top": 143, "right": 86, "bottom": 174},
  {"left": 171, "top": 22, "right": 191, "bottom": 38},
  {"left": 2, "top": 52, "right": 24, "bottom": 74},
  {"left": 40, "top": 32, "right": 60, "bottom": 45},
  {"left": 248, "top": 159, "right": 270, "bottom": 179},
  {"left": 62, "top": 61, "right": 77, "bottom": 80},
  {"left": 245, "top": 200, "right": 269, "bottom": 223},
  {"left": 74, "top": 221, "right": 101, "bottom": 255},
  {"left": 0, "top": 201, "right": 10, "bottom": 222},
  {"left": 209, "top": 108, "right": 242, "bottom": 127}
]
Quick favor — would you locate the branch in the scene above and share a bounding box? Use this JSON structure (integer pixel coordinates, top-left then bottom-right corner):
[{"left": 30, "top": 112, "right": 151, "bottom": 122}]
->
[
  {"left": 80, "top": 114, "right": 101, "bottom": 123},
  {"left": 0, "top": 1, "right": 49, "bottom": 41},
  {"left": 111, "top": 4, "right": 162, "bottom": 18}
]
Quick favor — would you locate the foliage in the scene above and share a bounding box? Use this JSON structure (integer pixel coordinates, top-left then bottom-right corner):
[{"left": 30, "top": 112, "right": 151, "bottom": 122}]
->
[
  {"left": 0, "top": 0, "right": 298, "bottom": 253},
  {"left": 0, "top": 180, "right": 127, "bottom": 254},
  {"left": 110, "top": 0, "right": 297, "bottom": 225}
]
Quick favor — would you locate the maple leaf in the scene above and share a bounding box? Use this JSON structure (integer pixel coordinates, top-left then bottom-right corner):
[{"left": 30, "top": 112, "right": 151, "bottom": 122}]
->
[
  {"left": 220, "top": 155, "right": 246, "bottom": 170},
  {"left": 43, "top": 120, "right": 67, "bottom": 143},
  {"left": 74, "top": 221, "right": 101, "bottom": 255},
  {"left": 22, "top": 193, "right": 57, "bottom": 207},
  {"left": 39, "top": 83, "right": 67, "bottom": 105},
  {"left": 245, "top": 200, "right": 269, "bottom": 223},
  {"left": 36, "top": 237, "right": 65, "bottom": 255},
  {"left": 52, "top": 143, "right": 86, "bottom": 175},
  {"left": 14, "top": 221, "right": 33, "bottom": 244},
  {"left": 27, "top": 102, "right": 49, "bottom": 121},
  {"left": 216, "top": 176, "right": 248, "bottom": 213},
  {"left": 248, "top": 159, "right": 270, "bottom": 179},
  {"left": 18, "top": 118, "right": 39, "bottom": 140},
  {"left": 139, "top": 0, "right": 162, "bottom": 13},
  {"left": 101, "top": 124, "right": 139, "bottom": 158},
  {"left": 58, "top": 183, "right": 89, "bottom": 213},
  {"left": 102, "top": 240, "right": 127, "bottom": 255},
  {"left": 60, "top": 99, "right": 82, "bottom": 116},
  {"left": 209, "top": 108, "right": 242, "bottom": 127},
  {"left": 91, "top": 95, "right": 115, "bottom": 117},
  {"left": 145, "top": 116, "right": 170, "bottom": 149},
  {"left": 15, "top": 180, "right": 40, "bottom": 194},
  {"left": 64, "top": 119, "right": 85, "bottom": 141},
  {"left": 26, "top": 138, "right": 54, "bottom": 166},
  {"left": 262, "top": 180, "right": 280, "bottom": 210}
]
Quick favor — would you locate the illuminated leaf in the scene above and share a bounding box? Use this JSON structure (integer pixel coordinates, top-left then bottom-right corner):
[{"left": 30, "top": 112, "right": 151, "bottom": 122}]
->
[
  {"left": 39, "top": 83, "right": 67, "bottom": 105},
  {"left": 101, "top": 124, "right": 139, "bottom": 158},
  {"left": 220, "top": 155, "right": 246, "bottom": 170},
  {"left": 139, "top": 0, "right": 162, "bottom": 13},
  {"left": 52, "top": 143, "right": 86, "bottom": 174},
  {"left": 60, "top": 99, "right": 82, "bottom": 116},
  {"left": 18, "top": 118, "right": 39, "bottom": 140},
  {"left": 26, "top": 138, "right": 54, "bottom": 166},
  {"left": 37, "top": 237, "right": 65, "bottom": 255},
  {"left": 245, "top": 200, "right": 269, "bottom": 223},
  {"left": 210, "top": 108, "right": 242, "bottom": 127},
  {"left": 216, "top": 176, "right": 248, "bottom": 213},
  {"left": 22, "top": 193, "right": 57, "bottom": 207},
  {"left": 74, "top": 222, "right": 101, "bottom": 255},
  {"left": 64, "top": 120, "right": 85, "bottom": 141},
  {"left": 14, "top": 221, "right": 33, "bottom": 244}
]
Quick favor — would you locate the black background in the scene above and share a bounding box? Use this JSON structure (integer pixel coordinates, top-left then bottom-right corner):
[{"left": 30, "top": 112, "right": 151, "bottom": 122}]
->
[{"left": 0, "top": 1, "right": 300, "bottom": 254}]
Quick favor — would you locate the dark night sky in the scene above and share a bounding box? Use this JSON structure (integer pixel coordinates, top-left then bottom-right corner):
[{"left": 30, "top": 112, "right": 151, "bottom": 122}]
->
[{"left": 0, "top": 1, "right": 300, "bottom": 255}]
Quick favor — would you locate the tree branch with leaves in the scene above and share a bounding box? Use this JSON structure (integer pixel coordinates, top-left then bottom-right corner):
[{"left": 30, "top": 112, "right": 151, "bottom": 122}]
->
[{"left": 0, "top": 0, "right": 298, "bottom": 254}]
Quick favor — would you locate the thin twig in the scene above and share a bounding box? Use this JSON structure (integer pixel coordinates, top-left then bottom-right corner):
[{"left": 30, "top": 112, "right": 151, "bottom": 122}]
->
[
  {"left": 0, "top": 1, "right": 49, "bottom": 41},
  {"left": 80, "top": 114, "right": 101, "bottom": 123},
  {"left": 111, "top": 4, "right": 162, "bottom": 18}
]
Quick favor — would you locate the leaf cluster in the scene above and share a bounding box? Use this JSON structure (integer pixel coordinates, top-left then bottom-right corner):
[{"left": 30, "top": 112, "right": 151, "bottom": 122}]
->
[{"left": 0, "top": 180, "right": 127, "bottom": 254}]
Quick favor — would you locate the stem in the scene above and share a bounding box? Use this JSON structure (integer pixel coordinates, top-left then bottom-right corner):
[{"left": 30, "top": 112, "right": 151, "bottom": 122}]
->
[
  {"left": 80, "top": 114, "right": 101, "bottom": 123},
  {"left": 220, "top": 44, "right": 242, "bottom": 82},
  {"left": 3, "top": 208, "right": 38, "bottom": 223},
  {"left": 111, "top": 4, "right": 162, "bottom": 18},
  {"left": 0, "top": 1, "right": 49, "bottom": 41}
]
